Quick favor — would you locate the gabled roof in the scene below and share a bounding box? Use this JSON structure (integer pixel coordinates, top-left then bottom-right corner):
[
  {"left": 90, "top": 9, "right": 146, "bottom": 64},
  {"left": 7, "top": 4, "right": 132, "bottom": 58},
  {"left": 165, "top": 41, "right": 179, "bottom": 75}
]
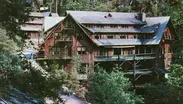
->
[
  {"left": 93, "top": 17, "right": 170, "bottom": 46},
  {"left": 44, "top": 17, "right": 65, "bottom": 32},
  {"left": 66, "top": 11, "right": 146, "bottom": 25}
]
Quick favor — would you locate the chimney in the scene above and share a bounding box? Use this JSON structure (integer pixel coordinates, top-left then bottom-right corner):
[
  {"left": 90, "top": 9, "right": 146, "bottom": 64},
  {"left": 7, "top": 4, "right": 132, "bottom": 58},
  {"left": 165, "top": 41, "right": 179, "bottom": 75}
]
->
[
  {"left": 142, "top": 12, "right": 146, "bottom": 22},
  {"left": 136, "top": 12, "right": 146, "bottom": 22}
]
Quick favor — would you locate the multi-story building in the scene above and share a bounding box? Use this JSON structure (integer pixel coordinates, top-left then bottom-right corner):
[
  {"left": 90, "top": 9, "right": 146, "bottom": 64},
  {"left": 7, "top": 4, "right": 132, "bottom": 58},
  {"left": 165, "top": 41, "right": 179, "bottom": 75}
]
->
[
  {"left": 42, "top": 11, "right": 175, "bottom": 83},
  {"left": 21, "top": 12, "right": 63, "bottom": 50}
]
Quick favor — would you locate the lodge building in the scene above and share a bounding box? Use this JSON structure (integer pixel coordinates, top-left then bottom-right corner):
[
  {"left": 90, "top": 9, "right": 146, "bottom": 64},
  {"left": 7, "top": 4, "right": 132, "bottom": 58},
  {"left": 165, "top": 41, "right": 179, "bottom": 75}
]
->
[{"left": 41, "top": 11, "right": 175, "bottom": 82}]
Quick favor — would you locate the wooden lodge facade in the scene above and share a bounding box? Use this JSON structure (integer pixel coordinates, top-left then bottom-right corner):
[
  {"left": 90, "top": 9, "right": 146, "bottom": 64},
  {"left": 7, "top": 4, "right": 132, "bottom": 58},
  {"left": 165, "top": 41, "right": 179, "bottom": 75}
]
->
[{"left": 41, "top": 11, "right": 175, "bottom": 82}]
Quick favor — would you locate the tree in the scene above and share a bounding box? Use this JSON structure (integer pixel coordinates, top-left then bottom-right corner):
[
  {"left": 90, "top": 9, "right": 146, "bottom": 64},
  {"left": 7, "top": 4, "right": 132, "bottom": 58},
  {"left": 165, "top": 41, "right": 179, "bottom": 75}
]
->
[
  {"left": 92, "top": 2, "right": 117, "bottom": 12},
  {"left": 86, "top": 67, "right": 143, "bottom": 104},
  {"left": 0, "top": 53, "right": 22, "bottom": 86},
  {"left": 0, "top": 27, "right": 19, "bottom": 53},
  {"left": 62, "top": 0, "right": 90, "bottom": 13},
  {"left": 144, "top": 83, "right": 183, "bottom": 104},
  {"left": 167, "top": 64, "right": 183, "bottom": 87},
  {"left": 144, "top": 64, "right": 183, "bottom": 104},
  {"left": 0, "top": 0, "right": 30, "bottom": 39},
  {"left": 16, "top": 60, "right": 81, "bottom": 99}
]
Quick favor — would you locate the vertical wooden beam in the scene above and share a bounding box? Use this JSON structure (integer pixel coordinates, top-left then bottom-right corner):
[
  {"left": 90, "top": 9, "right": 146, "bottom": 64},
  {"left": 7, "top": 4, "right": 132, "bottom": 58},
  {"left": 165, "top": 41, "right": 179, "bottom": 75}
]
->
[{"left": 133, "top": 54, "right": 136, "bottom": 89}]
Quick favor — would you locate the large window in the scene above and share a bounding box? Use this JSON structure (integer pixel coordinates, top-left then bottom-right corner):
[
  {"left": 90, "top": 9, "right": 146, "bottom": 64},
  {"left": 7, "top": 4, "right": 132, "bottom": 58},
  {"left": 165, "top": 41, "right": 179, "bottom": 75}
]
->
[
  {"left": 146, "top": 47, "right": 151, "bottom": 53},
  {"left": 128, "top": 49, "right": 133, "bottom": 54},
  {"left": 76, "top": 33, "right": 83, "bottom": 40},
  {"left": 98, "top": 49, "right": 107, "bottom": 56},
  {"left": 95, "top": 35, "right": 100, "bottom": 39},
  {"left": 134, "top": 34, "right": 138, "bottom": 39},
  {"left": 77, "top": 46, "right": 86, "bottom": 54},
  {"left": 107, "top": 35, "right": 114, "bottom": 39},
  {"left": 65, "top": 20, "right": 72, "bottom": 27},
  {"left": 51, "top": 47, "right": 61, "bottom": 55},
  {"left": 114, "top": 48, "right": 121, "bottom": 55},
  {"left": 139, "top": 47, "right": 144, "bottom": 54},
  {"left": 120, "top": 35, "right": 127, "bottom": 39}
]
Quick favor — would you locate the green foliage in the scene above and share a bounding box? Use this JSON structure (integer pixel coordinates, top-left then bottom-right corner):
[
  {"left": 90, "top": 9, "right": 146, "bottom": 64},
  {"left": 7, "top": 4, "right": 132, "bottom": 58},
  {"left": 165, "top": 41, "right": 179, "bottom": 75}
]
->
[
  {"left": 87, "top": 67, "right": 143, "bottom": 104},
  {"left": 0, "top": 27, "right": 19, "bottom": 53},
  {"left": 162, "top": 0, "right": 183, "bottom": 52},
  {"left": 0, "top": 0, "right": 30, "bottom": 39},
  {"left": 15, "top": 60, "right": 81, "bottom": 99},
  {"left": 92, "top": 2, "right": 117, "bottom": 12},
  {"left": 144, "top": 83, "right": 183, "bottom": 104},
  {"left": 0, "top": 52, "right": 22, "bottom": 86},
  {"left": 61, "top": 0, "right": 90, "bottom": 14},
  {"left": 144, "top": 64, "right": 183, "bottom": 104},
  {"left": 168, "top": 64, "right": 183, "bottom": 87}
]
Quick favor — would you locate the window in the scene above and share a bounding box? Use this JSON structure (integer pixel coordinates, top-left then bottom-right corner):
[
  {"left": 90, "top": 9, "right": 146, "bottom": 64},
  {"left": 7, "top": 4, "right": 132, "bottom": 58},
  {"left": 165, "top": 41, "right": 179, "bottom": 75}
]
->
[
  {"left": 164, "top": 29, "right": 171, "bottom": 40},
  {"left": 139, "top": 47, "right": 144, "bottom": 54},
  {"left": 168, "top": 58, "right": 172, "bottom": 66},
  {"left": 86, "top": 25, "right": 92, "bottom": 28},
  {"left": 120, "top": 35, "right": 126, "bottom": 39},
  {"left": 168, "top": 46, "right": 172, "bottom": 53},
  {"left": 144, "top": 35, "right": 151, "bottom": 39},
  {"left": 107, "top": 35, "right": 113, "bottom": 39},
  {"left": 121, "top": 25, "right": 128, "bottom": 28},
  {"left": 161, "top": 46, "right": 165, "bottom": 54},
  {"left": 146, "top": 47, "right": 151, "bottom": 53},
  {"left": 138, "top": 35, "right": 142, "bottom": 39},
  {"left": 77, "top": 46, "right": 86, "bottom": 54},
  {"left": 96, "top": 25, "right": 104, "bottom": 28},
  {"left": 99, "top": 49, "right": 107, "bottom": 56},
  {"left": 114, "top": 48, "right": 121, "bottom": 55},
  {"left": 76, "top": 33, "right": 83, "bottom": 40},
  {"left": 135, "top": 47, "right": 139, "bottom": 54},
  {"left": 134, "top": 35, "right": 138, "bottom": 39},
  {"left": 111, "top": 25, "right": 118, "bottom": 28},
  {"left": 51, "top": 47, "right": 60, "bottom": 55},
  {"left": 65, "top": 20, "right": 72, "bottom": 27},
  {"left": 128, "top": 49, "right": 133, "bottom": 54},
  {"left": 95, "top": 35, "right": 100, "bottom": 39}
]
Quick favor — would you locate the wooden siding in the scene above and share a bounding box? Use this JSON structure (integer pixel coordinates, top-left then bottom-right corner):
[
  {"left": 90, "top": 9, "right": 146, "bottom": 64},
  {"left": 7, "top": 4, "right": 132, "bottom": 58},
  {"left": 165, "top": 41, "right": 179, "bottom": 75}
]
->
[{"left": 42, "top": 14, "right": 175, "bottom": 74}]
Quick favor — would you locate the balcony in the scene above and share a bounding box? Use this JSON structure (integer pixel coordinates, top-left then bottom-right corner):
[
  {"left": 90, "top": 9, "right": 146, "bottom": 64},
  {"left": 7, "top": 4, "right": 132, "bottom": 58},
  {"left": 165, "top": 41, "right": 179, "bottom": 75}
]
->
[
  {"left": 48, "top": 50, "right": 72, "bottom": 59},
  {"left": 77, "top": 74, "right": 88, "bottom": 80},
  {"left": 94, "top": 53, "right": 156, "bottom": 62}
]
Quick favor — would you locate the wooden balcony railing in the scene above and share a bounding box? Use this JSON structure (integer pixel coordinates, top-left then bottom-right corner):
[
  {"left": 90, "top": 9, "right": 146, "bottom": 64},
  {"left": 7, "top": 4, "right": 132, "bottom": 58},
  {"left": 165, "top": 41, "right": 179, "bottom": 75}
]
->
[
  {"left": 95, "top": 53, "right": 156, "bottom": 61},
  {"left": 48, "top": 50, "right": 72, "bottom": 59},
  {"left": 77, "top": 74, "right": 88, "bottom": 80}
]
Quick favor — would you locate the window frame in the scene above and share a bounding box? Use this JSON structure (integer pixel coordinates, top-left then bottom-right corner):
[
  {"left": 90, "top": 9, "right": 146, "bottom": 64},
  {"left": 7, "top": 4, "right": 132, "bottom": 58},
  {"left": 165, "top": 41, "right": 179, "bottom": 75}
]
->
[
  {"left": 77, "top": 46, "right": 86, "bottom": 55},
  {"left": 113, "top": 48, "right": 121, "bottom": 55}
]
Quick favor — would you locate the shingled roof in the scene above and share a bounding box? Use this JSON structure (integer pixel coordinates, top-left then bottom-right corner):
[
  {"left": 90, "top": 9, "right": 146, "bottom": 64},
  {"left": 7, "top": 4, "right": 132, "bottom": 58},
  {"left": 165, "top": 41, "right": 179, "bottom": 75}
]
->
[
  {"left": 67, "top": 11, "right": 146, "bottom": 25},
  {"left": 92, "top": 17, "right": 170, "bottom": 46},
  {"left": 87, "top": 25, "right": 158, "bottom": 33}
]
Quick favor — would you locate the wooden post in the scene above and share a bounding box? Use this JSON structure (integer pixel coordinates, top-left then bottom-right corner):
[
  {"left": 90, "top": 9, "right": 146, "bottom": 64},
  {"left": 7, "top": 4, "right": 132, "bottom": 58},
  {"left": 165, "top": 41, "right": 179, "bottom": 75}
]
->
[{"left": 133, "top": 54, "right": 136, "bottom": 89}]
